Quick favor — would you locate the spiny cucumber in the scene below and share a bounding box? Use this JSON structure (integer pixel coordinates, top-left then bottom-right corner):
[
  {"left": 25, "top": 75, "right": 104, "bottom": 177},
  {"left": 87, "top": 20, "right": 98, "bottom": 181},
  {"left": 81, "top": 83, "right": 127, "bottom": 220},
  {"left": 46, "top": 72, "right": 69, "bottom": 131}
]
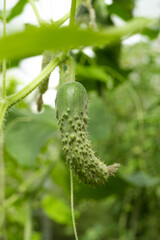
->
[{"left": 55, "top": 82, "right": 120, "bottom": 186}]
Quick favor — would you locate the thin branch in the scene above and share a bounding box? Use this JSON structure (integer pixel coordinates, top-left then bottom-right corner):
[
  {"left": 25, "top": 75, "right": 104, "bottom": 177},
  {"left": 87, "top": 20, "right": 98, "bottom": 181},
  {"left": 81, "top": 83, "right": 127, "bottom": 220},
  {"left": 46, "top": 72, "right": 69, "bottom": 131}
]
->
[
  {"left": 70, "top": 169, "right": 78, "bottom": 240},
  {"left": 0, "top": 131, "right": 6, "bottom": 237},
  {"left": 87, "top": 0, "right": 96, "bottom": 28},
  {"left": 7, "top": 56, "right": 63, "bottom": 108},
  {"left": 0, "top": 0, "right": 7, "bottom": 237},
  {"left": 2, "top": 0, "right": 7, "bottom": 99},
  {"left": 55, "top": 0, "right": 82, "bottom": 27},
  {"left": 69, "top": 3, "right": 78, "bottom": 239},
  {"left": 28, "top": 0, "right": 46, "bottom": 25},
  {"left": 69, "top": 0, "right": 77, "bottom": 27},
  {"left": 65, "top": 56, "right": 76, "bottom": 82},
  {"left": 24, "top": 200, "right": 32, "bottom": 240}
]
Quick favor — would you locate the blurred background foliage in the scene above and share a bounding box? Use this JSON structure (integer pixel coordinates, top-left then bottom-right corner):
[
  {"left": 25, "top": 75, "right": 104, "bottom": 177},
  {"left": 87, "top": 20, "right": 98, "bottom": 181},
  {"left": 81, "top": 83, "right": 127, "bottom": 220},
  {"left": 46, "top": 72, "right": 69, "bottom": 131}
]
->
[{"left": 1, "top": 0, "right": 160, "bottom": 239}]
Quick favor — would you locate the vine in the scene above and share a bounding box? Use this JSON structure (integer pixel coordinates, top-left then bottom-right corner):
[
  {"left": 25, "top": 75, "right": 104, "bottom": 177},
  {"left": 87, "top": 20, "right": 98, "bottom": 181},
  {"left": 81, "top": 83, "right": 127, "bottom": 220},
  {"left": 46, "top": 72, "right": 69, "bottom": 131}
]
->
[
  {"left": 28, "top": 0, "right": 45, "bottom": 25},
  {"left": 68, "top": 1, "right": 79, "bottom": 239},
  {"left": 0, "top": 0, "right": 7, "bottom": 237},
  {"left": 24, "top": 200, "right": 32, "bottom": 240}
]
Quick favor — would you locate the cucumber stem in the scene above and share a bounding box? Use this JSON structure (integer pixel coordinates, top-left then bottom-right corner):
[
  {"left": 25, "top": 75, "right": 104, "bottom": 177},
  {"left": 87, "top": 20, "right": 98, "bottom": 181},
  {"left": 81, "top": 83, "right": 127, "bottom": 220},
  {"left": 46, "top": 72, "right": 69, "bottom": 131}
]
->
[
  {"left": 69, "top": 0, "right": 77, "bottom": 27},
  {"left": 70, "top": 169, "right": 79, "bottom": 240}
]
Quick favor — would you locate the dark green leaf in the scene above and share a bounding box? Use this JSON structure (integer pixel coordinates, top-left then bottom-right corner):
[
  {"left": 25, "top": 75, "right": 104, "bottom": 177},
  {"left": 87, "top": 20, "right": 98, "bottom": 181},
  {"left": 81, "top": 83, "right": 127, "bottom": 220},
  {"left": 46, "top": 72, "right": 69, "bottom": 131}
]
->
[
  {"left": 142, "top": 27, "right": 159, "bottom": 39},
  {"left": 108, "top": 2, "right": 133, "bottom": 20}
]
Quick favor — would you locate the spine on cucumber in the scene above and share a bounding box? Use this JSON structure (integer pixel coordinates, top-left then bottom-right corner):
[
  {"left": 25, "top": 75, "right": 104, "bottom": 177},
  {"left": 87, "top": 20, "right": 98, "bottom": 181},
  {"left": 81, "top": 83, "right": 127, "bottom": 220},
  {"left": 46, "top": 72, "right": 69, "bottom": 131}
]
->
[{"left": 55, "top": 82, "right": 120, "bottom": 186}]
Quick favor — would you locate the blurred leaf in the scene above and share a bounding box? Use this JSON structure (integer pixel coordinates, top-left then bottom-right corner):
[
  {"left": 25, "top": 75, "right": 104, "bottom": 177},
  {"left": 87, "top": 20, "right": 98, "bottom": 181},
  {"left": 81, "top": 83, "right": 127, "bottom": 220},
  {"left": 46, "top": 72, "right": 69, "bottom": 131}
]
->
[
  {"left": 142, "top": 27, "right": 159, "bottom": 39},
  {"left": 94, "top": 0, "right": 109, "bottom": 25},
  {"left": 76, "top": 64, "right": 109, "bottom": 83},
  {"left": 0, "top": 0, "right": 39, "bottom": 23},
  {"left": 0, "top": 18, "right": 153, "bottom": 60},
  {"left": 0, "top": 59, "right": 20, "bottom": 70},
  {"left": 95, "top": 44, "right": 121, "bottom": 70},
  {"left": 42, "top": 195, "right": 72, "bottom": 225},
  {"left": 123, "top": 172, "right": 160, "bottom": 187},
  {"left": 52, "top": 159, "right": 128, "bottom": 200},
  {"left": 4, "top": 106, "right": 58, "bottom": 166},
  {"left": 88, "top": 96, "right": 111, "bottom": 141},
  {"left": 6, "top": 0, "right": 27, "bottom": 23},
  {"left": 74, "top": 175, "right": 129, "bottom": 200},
  {"left": 51, "top": 160, "right": 70, "bottom": 195},
  {"left": 108, "top": 2, "right": 133, "bottom": 20}
]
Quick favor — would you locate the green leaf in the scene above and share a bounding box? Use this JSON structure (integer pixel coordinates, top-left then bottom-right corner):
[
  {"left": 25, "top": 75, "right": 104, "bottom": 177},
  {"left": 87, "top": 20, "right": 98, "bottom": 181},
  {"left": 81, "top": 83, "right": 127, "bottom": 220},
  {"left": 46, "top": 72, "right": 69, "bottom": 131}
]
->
[
  {"left": 0, "top": 18, "right": 153, "bottom": 60},
  {"left": 123, "top": 172, "right": 160, "bottom": 187},
  {"left": 74, "top": 175, "right": 129, "bottom": 200},
  {"left": 0, "top": 0, "right": 39, "bottom": 23},
  {"left": 142, "top": 27, "right": 159, "bottom": 39},
  {"left": 4, "top": 106, "right": 58, "bottom": 166},
  {"left": 42, "top": 195, "right": 72, "bottom": 225},
  {"left": 88, "top": 96, "right": 111, "bottom": 141},
  {"left": 6, "top": 0, "right": 28, "bottom": 23},
  {"left": 51, "top": 160, "right": 70, "bottom": 195},
  {"left": 107, "top": 1, "right": 134, "bottom": 21},
  {"left": 76, "top": 64, "right": 109, "bottom": 83}
]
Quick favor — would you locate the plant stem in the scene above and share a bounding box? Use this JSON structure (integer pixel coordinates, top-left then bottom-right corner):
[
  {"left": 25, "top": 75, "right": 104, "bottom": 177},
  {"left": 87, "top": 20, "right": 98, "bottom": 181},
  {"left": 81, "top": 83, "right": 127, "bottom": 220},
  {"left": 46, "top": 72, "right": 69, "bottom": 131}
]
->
[
  {"left": 7, "top": 56, "right": 62, "bottom": 108},
  {"left": 0, "top": 131, "right": 6, "bottom": 238},
  {"left": 87, "top": 0, "right": 96, "bottom": 28},
  {"left": 70, "top": 169, "right": 78, "bottom": 240},
  {"left": 0, "top": 56, "right": 62, "bottom": 133},
  {"left": 69, "top": 3, "right": 78, "bottom": 239},
  {"left": 24, "top": 200, "right": 32, "bottom": 240},
  {"left": 28, "top": 0, "right": 45, "bottom": 25},
  {"left": 2, "top": 0, "right": 6, "bottom": 99},
  {"left": 55, "top": 0, "right": 81, "bottom": 27},
  {"left": 2, "top": 60, "right": 6, "bottom": 99},
  {"left": 0, "top": 1, "right": 7, "bottom": 236},
  {"left": 66, "top": 56, "right": 76, "bottom": 82},
  {"left": 0, "top": 100, "right": 8, "bottom": 136},
  {"left": 69, "top": 0, "right": 77, "bottom": 27}
]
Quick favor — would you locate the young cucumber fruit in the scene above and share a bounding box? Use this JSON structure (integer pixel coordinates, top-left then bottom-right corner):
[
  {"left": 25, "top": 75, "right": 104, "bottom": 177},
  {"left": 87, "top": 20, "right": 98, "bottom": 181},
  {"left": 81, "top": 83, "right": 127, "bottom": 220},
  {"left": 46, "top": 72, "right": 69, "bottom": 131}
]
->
[
  {"left": 37, "top": 51, "right": 53, "bottom": 112},
  {"left": 55, "top": 82, "right": 120, "bottom": 186}
]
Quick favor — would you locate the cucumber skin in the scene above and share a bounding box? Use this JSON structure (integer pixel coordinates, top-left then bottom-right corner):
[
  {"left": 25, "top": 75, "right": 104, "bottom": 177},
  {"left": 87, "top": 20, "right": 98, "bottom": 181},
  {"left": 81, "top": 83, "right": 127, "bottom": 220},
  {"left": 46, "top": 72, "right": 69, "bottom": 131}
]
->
[{"left": 55, "top": 82, "right": 114, "bottom": 186}]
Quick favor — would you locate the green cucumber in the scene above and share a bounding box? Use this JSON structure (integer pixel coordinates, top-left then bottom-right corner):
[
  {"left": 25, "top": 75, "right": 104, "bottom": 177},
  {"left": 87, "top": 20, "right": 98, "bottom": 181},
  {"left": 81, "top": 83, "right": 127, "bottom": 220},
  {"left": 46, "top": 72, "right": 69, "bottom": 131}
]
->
[
  {"left": 55, "top": 82, "right": 120, "bottom": 186},
  {"left": 37, "top": 51, "right": 53, "bottom": 112}
]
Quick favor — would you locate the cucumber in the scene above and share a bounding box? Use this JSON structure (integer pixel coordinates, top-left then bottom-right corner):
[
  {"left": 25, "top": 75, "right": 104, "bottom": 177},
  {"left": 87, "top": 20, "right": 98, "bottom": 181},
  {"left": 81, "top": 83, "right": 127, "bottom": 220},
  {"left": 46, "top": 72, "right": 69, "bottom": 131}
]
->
[
  {"left": 55, "top": 82, "right": 120, "bottom": 185},
  {"left": 37, "top": 51, "right": 53, "bottom": 112}
]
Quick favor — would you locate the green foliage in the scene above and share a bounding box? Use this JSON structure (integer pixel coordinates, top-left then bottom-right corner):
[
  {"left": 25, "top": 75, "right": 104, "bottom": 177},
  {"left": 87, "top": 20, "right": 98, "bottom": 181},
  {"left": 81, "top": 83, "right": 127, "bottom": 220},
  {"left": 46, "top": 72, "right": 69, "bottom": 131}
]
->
[
  {"left": 0, "top": 0, "right": 159, "bottom": 239},
  {"left": 42, "top": 195, "right": 72, "bottom": 225},
  {"left": 0, "top": 0, "right": 40, "bottom": 24},
  {"left": 0, "top": 0, "right": 28, "bottom": 22},
  {"left": 76, "top": 64, "right": 110, "bottom": 83},
  {"left": 107, "top": 0, "right": 135, "bottom": 20},
  {"left": 124, "top": 172, "right": 160, "bottom": 187},
  {"left": 4, "top": 106, "right": 58, "bottom": 166},
  {"left": 0, "top": 18, "right": 153, "bottom": 60},
  {"left": 87, "top": 95, "right": 111, "bottom": 141}
]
